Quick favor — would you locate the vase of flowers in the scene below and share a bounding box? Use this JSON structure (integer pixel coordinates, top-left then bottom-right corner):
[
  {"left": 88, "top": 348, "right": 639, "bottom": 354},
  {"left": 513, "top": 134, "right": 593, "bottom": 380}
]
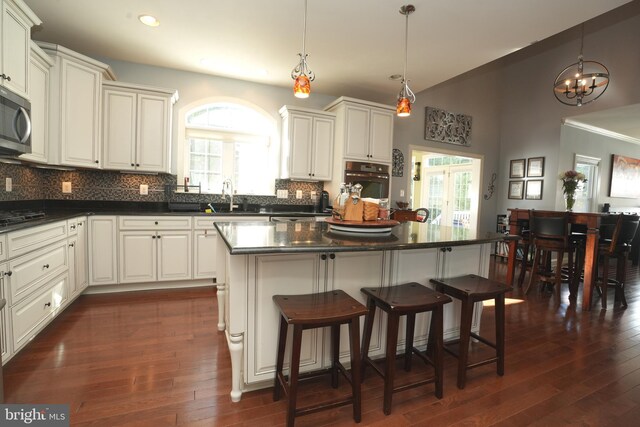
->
[{"left": 559, "top": 170, "right": 587, "bottom": 211}]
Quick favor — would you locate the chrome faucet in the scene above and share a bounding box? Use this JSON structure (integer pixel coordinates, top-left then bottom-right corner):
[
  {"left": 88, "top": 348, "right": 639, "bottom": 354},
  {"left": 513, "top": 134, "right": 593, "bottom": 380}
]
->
[{"left": 222, "top": 178, "right": 238, "bottom": 212}]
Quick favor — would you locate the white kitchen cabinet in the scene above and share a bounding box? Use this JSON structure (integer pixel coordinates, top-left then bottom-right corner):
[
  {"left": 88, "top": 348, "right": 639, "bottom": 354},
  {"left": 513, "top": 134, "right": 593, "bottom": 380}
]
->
[
  {"left": 0, "top": 0, "right": 41, "bottom": 98},
  {"left": 102, "top": 81, "right": 177, "bottom": 173},
  {"left": 325, "top": 96, "right": 394, "bottom": 164},
  {"left": 38, "top": 42, "right": 115, "bottom": 169},
  {"left": 20, "top": 41, "right": 53, "bottom": 164},
  {"left": 193, "top": 229, "right": 217, "bottom": 279},
  {"left": 67, "top": 217, "right": 88, "bottom": 299},
  {"left": 119, "top": 231, "right": 156, "bottom": 284},
  {"left": 88, "top": 216, "right": 118, "bottom": 286},
  {"left": 157, "top": 231, "right": 191, "bottom": 281},
  {"left": 279, "top": 106, "right": 335, "bottom": 181}
]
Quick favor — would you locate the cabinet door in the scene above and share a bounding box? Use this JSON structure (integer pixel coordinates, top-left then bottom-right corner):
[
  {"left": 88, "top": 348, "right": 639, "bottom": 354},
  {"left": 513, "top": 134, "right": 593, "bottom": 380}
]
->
[
  {"left": 119, "top": 231, "right": 157, "bottom": 284},
  {"left": 1, "top": 1, "right": 30, "bottom": 97},
  {"left": 369, "top": 108, "right": 394, "bottom": 163},
  {"left": 326, "top": 251, "right": 388, "bottom": 362},
  {"left": 0, "top": 262, "right": 12, "bottom": 361},
  {"left": 67, "top": 236, "right": 78, "bottom": 299},
  {"left": 76, "top": 219, "right": 88, "bottom": 292},
  {"left": 311, "top": 117, "right": 334, "bottom": 180},
  {"left": 343, "top": 105, "right": 370, "bottom": 161},
  {"left": 102, "top": 89, "right": 136, "bottom": 171},
  {"left": 246, "top": 253, "right": 324, "bottom": 384},
  {"left": 60, "top": 59, "right": 101, "bottom": 168},
  {"left": 193, "top": 229, "right": 217, "bottom": 279},
  {"left": 136, "top": 94, "right": 169, "bottom": 172},
  {"left": 157, "top": 231, "right": 191, "bottom": 281},
  {"left": 288, "top": 114, "right": 313, "bottom": 179},
  {"left": 21, "top": 48, "right": 49, "bottom": 163},
  {"left": 88, "top": 217, "right": 118, "bottom": 286}
]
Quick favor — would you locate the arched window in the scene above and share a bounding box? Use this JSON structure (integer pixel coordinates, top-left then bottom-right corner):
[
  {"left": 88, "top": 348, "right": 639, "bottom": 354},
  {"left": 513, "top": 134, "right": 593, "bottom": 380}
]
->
[{"left": 184, "top": 102, "right": 277, "bottom": 195}]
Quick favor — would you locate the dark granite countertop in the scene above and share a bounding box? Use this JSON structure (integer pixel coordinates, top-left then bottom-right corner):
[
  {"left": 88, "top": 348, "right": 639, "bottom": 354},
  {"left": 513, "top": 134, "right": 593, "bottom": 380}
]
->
[{"left": 215, "top": 221, "right": 515, "bottom": 255}]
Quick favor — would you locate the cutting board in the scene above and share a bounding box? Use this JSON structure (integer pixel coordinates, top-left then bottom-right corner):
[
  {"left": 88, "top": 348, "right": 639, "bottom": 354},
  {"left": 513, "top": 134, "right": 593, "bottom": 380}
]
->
[{"left": 343, "top": 197, "right": 364, "bottom": 221}]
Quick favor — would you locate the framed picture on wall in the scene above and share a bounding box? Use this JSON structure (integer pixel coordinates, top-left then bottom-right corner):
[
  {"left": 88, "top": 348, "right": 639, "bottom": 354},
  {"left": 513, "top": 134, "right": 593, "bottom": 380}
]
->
[
  {"left": 508, "top": 180, "right": 524, "bottom": 199},
  {"left": 525, "top": 179, "right": 543, "bottom": 200},
  {"left": 509, "top": 159, "right": 525, "bottom": 178},
  {"left": 527, "top": 157, "right": 545, "bottom": 177}
]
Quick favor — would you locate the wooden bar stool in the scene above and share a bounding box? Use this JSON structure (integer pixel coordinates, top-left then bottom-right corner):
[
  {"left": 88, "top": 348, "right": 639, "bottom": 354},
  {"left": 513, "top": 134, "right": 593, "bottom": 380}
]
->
[
  {"left": 430, "top": 274, "right": 511, "bottom": 389},
  {"left": 360, "top": 282, "right": 451, "bottom": 415},
  {"left": 273, "top": 290, "right": 367, "bottom": 427}
]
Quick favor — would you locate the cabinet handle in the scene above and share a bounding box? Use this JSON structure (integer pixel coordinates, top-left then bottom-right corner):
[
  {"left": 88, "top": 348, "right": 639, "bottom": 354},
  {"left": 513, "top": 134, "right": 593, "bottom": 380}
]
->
[
  {"left": 152, "top": 235, "right": 156, "bottom": 239},
  {"left": 157, "top": 235, "right": 162, "bottom": 239},
  {"left": 439, "top": 247, "right": 447, "bottom": 252},
  {"left": 78, "top": 223, "right": 83, "bottom": 227},
  {"left": 321, "top": 254, "right": 327, "bottom": 260},
  {"left": 155, "top": 221, "right": 159, "bottom": 225},
  {"left": 329, "top": 253, "right": 335, "bottom": 259},
  {"left": 69, "top": 243, "right": 75, "bottom": 247},
  {"left": 447, "top": 247, "right": 452, "bottom": 252},
  {"left": 3, "top": 271, "right": 12, "bottom": 276},
  {"left": 0, "top": 74, "right": 10, "bottom": 81},
  {"left": 95, "top": 160, "right": 99, "bottom": 164},
  {"left": 70, "top": 225, "right": 76, "bottom": 229},
  {"left": 44, "top": 302, "right": 51, "bottom": 308},
  {"left": 136, "top": 163, "right": 140, "bottom": 167},
  {"left": 131, "top": 163, "right": 135, "bottom": 167},
  {"left": 43, "top": 264, "right": 50, "bottom": 269}
]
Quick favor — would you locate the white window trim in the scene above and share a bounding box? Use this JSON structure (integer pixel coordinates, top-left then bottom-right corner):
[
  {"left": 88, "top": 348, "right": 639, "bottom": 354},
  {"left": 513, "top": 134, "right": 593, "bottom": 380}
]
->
[{"left": 574, "top": 154, "right": 601, "bottom": 213}]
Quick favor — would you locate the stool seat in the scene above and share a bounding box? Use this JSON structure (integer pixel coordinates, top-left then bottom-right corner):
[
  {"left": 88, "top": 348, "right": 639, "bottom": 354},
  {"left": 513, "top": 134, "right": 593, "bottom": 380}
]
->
[
  {"left": 273, "top": 290, "right": 368, "bottom": 325},
  {"left": 273, "top": 290, "right": 366, "bottom": 426},
  {"left": 430, "top": 274, "right": 511, "bottom": 389},
  {"left": 360, "top": 282, "right": 451, "bottom": 415},
  {"left": 361, "top": 282, "right": 451, "bottom": 313}
]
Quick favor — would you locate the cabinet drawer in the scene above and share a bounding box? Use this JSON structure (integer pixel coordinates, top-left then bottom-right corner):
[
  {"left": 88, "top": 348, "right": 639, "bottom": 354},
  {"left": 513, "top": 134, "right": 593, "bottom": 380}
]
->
[
  {"left": 0, "top": 234, "right": 6, "bottom": 261},
  {"left": 12, "top": 272, "right": 68, "bottom": 352},
  {"left": 193, "top": 217, "right": 216, "bottom": 230},
  {"left": 118, "top": 216, "right": 192, "bottom": 230},
  {"left": 8, "top": 240, "right": 68, "bottom": 305},
  {"left": 7, "top": 221, "right": 68, "bottom": 259}
]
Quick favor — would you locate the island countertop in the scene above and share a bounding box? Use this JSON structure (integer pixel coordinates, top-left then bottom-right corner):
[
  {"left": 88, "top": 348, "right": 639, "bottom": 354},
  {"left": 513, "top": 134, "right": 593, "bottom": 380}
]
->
[{"left": 215, "top": 220, "right": 514, "bottom": 254}]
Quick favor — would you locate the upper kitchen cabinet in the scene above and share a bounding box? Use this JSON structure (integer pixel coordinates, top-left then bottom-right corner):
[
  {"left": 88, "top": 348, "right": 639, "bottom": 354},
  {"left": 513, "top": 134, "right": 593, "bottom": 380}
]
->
[
  {"left": 19, "top": 41, "right": 53, "bottom": 164},
  {"left": 37, "top": 42, "right": 116, "bottom": 169},
  {"left": 102, "top": 81, "right": 178, "bottom": 173},
  {"left": 0, "top": 0, "right": 41, "bottom": 99},
  {"left": 325, "top": 97, "right": 394, "bottom": 164},
  {"left": 279, "top": 106, "right": 335, "bottom": 181}
]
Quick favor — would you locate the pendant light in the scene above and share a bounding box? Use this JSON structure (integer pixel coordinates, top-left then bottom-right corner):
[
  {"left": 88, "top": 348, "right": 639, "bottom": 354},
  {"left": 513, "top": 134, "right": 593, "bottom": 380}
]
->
[
  {"left": 291, "top": 0, "right": 315, "bottom": 98},
  {"left": 553, "top": 24, "right": 610, "bottom": 107},
  {"left": 397, "top": 5, "right": 416, "bottom": 117}
]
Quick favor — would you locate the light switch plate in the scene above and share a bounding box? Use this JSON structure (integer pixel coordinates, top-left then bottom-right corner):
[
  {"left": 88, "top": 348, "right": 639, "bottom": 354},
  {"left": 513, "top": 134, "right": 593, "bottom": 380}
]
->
[
  {"left": 140, "top": 184, "right": 149, "bottom": 195},
  {"left": 277, "top": 189, "right": 288, "bottom": 199},
  {"left": 5, "top": 177, "right": 12, "bottom": 192},
  {"left": 400, "top": 189, "right": 405, "bottom": 197},
  {"left": 296, "top": 190, "right": 303, "bottom": 199},
  {"left": 62, "top": 181, "right": 72, "bottom": 193}
]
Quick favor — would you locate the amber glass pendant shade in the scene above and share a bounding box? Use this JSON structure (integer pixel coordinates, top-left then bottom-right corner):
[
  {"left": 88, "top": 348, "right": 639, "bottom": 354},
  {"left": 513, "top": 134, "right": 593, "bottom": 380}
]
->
[
  {"left": 294, "top": 75, "right": 311, "bottom": 98},
  {"left": 396, "top": 97, "right": 411, "bottom": 117}
]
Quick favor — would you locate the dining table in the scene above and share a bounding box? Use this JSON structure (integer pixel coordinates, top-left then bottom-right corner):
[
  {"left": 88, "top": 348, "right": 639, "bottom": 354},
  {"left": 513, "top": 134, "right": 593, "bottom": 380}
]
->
[{"left": 506, "top": 209, "right": 606, "bottom": 310}]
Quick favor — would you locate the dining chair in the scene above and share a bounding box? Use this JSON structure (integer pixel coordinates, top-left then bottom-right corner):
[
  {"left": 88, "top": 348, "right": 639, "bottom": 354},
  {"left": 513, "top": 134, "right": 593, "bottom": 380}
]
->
[{"left": 525, "top": 210, "right": 576, "bottom": 299}]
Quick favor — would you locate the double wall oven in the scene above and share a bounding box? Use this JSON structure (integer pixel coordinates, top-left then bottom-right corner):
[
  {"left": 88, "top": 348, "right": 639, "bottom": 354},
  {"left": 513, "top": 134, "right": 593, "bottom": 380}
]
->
[{"left": 343, "top": 161, "right": 390, "bottom": 199}]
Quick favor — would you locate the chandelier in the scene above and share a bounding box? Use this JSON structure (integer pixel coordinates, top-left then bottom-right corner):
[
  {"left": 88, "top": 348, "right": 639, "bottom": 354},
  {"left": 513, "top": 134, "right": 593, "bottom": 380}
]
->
[
  {"left": 397, "top": 5, "right": 416, "bottom": 117},
  {"left": 291, "top": 0, "right": 315, "bottom": 98},
  {"left": 553, "top": 24, "right": 609, "bottom": 107}
]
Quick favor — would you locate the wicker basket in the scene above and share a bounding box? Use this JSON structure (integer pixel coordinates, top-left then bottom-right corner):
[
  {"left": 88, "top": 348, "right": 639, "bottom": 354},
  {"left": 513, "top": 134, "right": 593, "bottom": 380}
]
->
[{"left": 363, "top": 202, "right": 379, "bottom": 221}]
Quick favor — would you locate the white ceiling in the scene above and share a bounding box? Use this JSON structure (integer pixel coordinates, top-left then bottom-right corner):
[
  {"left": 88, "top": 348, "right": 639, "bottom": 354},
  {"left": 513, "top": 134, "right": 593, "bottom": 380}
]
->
[{"left": 23, "top": 0, "right": 631, "bottom": 103}]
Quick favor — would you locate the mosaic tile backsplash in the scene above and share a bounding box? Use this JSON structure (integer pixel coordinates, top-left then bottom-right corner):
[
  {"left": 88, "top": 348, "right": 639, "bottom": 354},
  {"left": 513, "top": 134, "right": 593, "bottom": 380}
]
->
[{"left": 0, "top": 162, "right": 323, "bottom": 207}]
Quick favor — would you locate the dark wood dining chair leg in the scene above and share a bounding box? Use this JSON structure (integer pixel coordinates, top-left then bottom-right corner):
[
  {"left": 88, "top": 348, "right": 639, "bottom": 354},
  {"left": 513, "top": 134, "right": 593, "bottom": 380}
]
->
[
  {"left": 404, "top": 312, "right": 416, "bottom": 372},
  {"left": 518, "top": 243, "right": 530, "bottom": 287},
  {"left": 432, "top": 305, "right": 444, "bottom": 398},
  {"left": 525, "top": 248, "right": 541, "bottom": 295},
  {"left": 287, "top": 325, "right": 303, "bottom": 427},
  {"left": 360, "top": 298, "right": 376, "bottom": 379},
  {"left": 457, "top": 298, "right": 474, "bottom": 389},
  {"left": 331, "top": 324, "right": 340, "bottom": 388},
  {"left": 601, "top": 254, "right": 610, "bottom": 309},
  {"left": 383, "top": 312, "right": 400, "bottom": 415},
  {"left": 273, "top": 315, "right": 288, "bottom": 402},
  {"left": 348, "top": 317, "right": 362, "bottom": 423},
  {"left": 495, "top": 294, "right": 505, "bottom": 376},
  {"left": 554, "top": 250, "right": 564, "bottom": 300},
  {"left": 617, "top": 255, "right": 628, "bottom": 307}
]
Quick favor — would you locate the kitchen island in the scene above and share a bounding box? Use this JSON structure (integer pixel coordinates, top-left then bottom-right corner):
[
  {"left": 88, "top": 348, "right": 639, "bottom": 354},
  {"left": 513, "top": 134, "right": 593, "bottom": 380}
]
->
[{"left": 214, "top": 220, "right": 512, "bottom": 401}]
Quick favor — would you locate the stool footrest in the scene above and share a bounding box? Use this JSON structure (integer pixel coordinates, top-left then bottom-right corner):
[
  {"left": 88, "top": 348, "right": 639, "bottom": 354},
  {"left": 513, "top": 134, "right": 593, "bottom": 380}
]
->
[
  {"left": 467, "top": 357, "right": 499, "bottom": 370},
  {"left": 470, "top": 332, "right": 497, "bottom": 350},
  {"left": 296, "top": 397, "right": 355, "bottom": 418}
]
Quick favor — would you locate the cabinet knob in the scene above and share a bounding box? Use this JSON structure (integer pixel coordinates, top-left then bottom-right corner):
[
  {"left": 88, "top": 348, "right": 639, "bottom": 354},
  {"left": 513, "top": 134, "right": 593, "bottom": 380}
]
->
[
  {"left": 136, "top": 163, "right": 140, "bottom": 167},
  {"left": 44, "top": 302, "right": 51, "bottom": 308},
  {"left": 447, "top": 247, "right": 452, "bottom": 252},
  {"left": 157, "top": 235, "right": 162, "bottom": 239},
  {"left": 155, "top": 221, "right": 159, "bottom": 225},
  {"left": 95, "top": 160, "right": 99, "bottom": 164},
  {"left": 321, "top": 254, "right": 327, "bottom": 260},
  {"left": 131, "top": 163, "right": 135, "bottom": 167},
  {"left": 3, "top": 271, "right": 12, "bottom": 277},
  {"left": 152, "top": 235, "right": 156, "bottom": 239},
  {"left": 312, "top": 173, "right": 315, "bottom": 177},
  {"left": 0, "top": 74, "right": 10, "bottom": 81},
  {"left": 43, "top": 264, "right": 50, "bottom": 269},
  {"left": 69, "top": 243, "right": 75, "bottom": 247},
  {"left": 70, "top": 225, "right": 76, "bottom": 229}
]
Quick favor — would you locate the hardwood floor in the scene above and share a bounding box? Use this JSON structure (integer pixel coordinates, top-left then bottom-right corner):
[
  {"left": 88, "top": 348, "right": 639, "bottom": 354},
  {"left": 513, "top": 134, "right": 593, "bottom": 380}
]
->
[{"left": 4, "top": 259, "right": 640, "bottom": 426}]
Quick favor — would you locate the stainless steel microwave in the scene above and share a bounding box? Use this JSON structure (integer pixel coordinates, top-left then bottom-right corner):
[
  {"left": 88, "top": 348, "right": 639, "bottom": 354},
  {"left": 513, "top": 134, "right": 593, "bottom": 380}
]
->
[{"left": 0, "top": 87, "right": 32, "bottom": 156}]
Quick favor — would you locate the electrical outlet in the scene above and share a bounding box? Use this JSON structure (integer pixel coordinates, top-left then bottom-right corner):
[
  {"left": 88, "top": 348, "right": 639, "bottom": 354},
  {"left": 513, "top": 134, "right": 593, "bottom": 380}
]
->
[
  {"left": 400, "top": 189, "right": 405, "bottom": 197},
  {"left": 5, "top": 177, "right": 12, "bottom": 192},
  {"left": 140, "top": 184, "right": 149, "bottom": 195},
  {"left": 62, "top": 181, "right": 72, "bottom": 194},
  {"left": 310, "top": 191, "right": 317, "bottom": 199},
  {"left": 277, "top": 189, "right": 288, "bottom": 199},
  {"left": 296, "top": 190, "right": 303, "bottom": 199}
]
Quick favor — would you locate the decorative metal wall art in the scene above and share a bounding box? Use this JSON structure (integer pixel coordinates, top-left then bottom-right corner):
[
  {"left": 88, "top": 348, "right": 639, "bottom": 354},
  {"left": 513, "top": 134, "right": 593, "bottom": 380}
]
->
[
  {"left": 392, "top": 148, "right": 404, "bottom": 177},
  {"left": 424, "top": 106, "right": 472, "bottom": 146},
  {"left": 483, "top": 172, "right": 497, "bottom": 200}
]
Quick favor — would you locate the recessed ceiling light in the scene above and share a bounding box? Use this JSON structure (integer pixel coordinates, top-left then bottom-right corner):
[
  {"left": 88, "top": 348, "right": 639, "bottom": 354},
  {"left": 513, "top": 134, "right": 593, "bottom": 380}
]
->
[
  {"left": 389, "top": 74, "right": 403, "bottom": 81},
  {"left": 138, "top": 15, "right": 159, "bottom": 27}
]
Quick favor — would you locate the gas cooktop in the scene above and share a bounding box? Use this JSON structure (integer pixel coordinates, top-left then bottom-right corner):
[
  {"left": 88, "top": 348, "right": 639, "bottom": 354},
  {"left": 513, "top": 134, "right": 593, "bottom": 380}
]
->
[{"left": 0, "top": 210, "right": 46, "bottom": 226}]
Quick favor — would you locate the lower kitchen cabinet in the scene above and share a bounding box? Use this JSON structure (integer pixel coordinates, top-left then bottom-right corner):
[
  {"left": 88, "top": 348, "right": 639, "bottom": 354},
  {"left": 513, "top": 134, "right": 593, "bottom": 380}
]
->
[
  {"left": 0, "top": 262, "right": 11, "bottom": 361},
  {"left": 193, "top": 229, "right": 217, "bottom": 279},
  {"left": 157, "top": 231, "right": 192, "bottom": 281},
  {"left": 88, "top": 216, "right": 118, "bottom": 286}
]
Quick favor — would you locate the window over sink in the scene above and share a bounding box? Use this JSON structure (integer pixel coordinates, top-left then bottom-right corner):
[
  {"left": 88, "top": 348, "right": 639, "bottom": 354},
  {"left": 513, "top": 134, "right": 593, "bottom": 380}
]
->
[{"left": 181, "top": 101, "right": 278, "bottom": 195}]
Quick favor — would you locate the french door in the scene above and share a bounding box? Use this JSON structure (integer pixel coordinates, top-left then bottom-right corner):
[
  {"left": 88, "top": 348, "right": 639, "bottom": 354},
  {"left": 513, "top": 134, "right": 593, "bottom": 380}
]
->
[{"left": 422, "top": 164, "right": 476, "bottom": 232}]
